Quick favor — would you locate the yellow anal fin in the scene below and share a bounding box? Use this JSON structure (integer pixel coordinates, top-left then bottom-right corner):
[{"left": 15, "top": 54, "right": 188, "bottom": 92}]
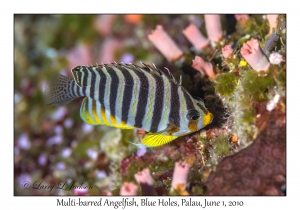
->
[
  {"left": 112, "top": 124, "right": 135, "bottom": 129},
  {"left": 141, "top": 134, "right": 178, "bottom": 147},
  {"left": 80, "top": 97, "right": 135, "bottom": 129}
]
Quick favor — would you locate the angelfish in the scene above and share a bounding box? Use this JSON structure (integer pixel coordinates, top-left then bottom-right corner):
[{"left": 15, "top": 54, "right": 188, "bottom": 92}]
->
[{"left": 44, "top": 62, "right": 213, "bottom": 147}]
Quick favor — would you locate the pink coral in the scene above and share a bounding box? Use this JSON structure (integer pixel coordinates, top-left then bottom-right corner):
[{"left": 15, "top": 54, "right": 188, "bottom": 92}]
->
[
  {"left": 134, "top": 168, "right": 155, "bottom": 195},
  {"left": 171, "top": 161, "right": 191, "bottom": 189},
  {"left": 267, "top": 14, "right": 279, "bottom": 34},
  {"left": 182, "top": 23, "right": 209, "bottom": 50},
  {"left": 235, "top": 15, "right": 250, "bottom": 27},
  {"left": 240, "top": 38, "right": 270, "bottom": 72},
  {"left": 192, "top": 56, "right": 216, "bottom": 79},
  {"left": 94, "top": 15, "right": 116, "bottom": 36},
  {"left": 222, "top": 45, "right": 233, "bottom": 59},
  {"left": 148, "top": 25, "right": 183, "bottom": 62},
  {"left": 74, "top": 188, "right": 88, "bottom": 196},
  {"left": 120, "top": 182, "right": 138, "bottom": 196},
  {"left": 234, "top": 14, "right": 249, "bottom": 21},
  {"left": 204, "top": 15, "right": 222, "bottom": 42},
  {"left": 67, "top": 43, "right": 92, "bottom": 70}
]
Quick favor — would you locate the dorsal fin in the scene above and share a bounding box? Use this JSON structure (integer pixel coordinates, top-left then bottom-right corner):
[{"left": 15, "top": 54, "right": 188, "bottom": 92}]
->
[
  {"left": 77, "top": 62, "right": 180, "bottom": 85},
  {"left": 140, "top": 61, "right": 163, "bottom": 76}
]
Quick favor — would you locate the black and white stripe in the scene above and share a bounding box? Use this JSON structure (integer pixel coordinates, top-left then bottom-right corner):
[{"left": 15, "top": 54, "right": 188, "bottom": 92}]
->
[
  {"left": 119, "top": 66, "right": 134, "bottom": 124},
  {"left": 107, "top": 67, "right": 119, "bottom": 122},
  {"left": 169, "top": 82, "right": 181, "bottom": 129},
  {"left": 133, "top": 69, "right": 149, "bottom": 129},
  {"left": 150, "top": 74, "right": 165, "bottom": 132},
  {"left": 141, "top": 70, "right": 157, "bottom": 131}
]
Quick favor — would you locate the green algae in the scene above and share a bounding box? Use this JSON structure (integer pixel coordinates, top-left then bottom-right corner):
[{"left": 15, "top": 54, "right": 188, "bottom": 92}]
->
[
  {"left": 241, "top": 70, "right": 275, "bottom": 102},
  {"left": 215, "top": 72, "right": 239, "bottom": 97}
]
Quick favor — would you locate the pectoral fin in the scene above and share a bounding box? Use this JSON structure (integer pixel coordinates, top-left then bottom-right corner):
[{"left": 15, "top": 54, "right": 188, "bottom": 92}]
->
[{"left": 141, "top": 133, "right": 178, "bottom": 147}]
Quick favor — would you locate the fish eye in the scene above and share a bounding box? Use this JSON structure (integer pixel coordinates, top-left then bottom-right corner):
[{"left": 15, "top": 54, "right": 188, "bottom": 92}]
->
[
  {"left": 191, "top": 115, "right": 199, "bottom": 120},
  {"left": 187, "top": 110, "right": 200, "bottom": 121},
  {"left": 72, "top": 66, "right": 82, "bottom": 72}
]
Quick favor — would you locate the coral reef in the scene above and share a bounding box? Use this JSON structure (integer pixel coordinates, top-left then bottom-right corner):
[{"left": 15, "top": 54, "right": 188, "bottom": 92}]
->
[{"left": 14, "top": 14, "right": 286, "bottom": 196}]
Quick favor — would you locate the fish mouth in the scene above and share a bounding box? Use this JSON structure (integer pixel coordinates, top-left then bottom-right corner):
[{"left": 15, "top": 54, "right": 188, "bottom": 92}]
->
[{"left": 203, "top": 112, "right": 213, "bottom": 126}]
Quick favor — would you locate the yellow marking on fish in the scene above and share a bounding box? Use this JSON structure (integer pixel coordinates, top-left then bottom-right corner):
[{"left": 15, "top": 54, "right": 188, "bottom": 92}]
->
[
  {"left": 112, "top": 123, "right": 135, "bottom": 129},
  {"left": 110, "top": 114, "right": 117, "bottom": 125},
  {"left": 188, "top": 120, "right": 198, "bottom": 132},
  {"left": 101, "top": 107, "right": 109, "bottom": 125},
  {"left": 141, "top": 133, "right": 178, "bottom": 147},
  {"left": 80, "top": 97, "right": 98, "bottom": 125},
  {"left": 101, "top": 106, "right": 133, "bottom": 129},
  {"left": 92, "top": 100, "right": 101, "bottom": 124},
  {"left": 203, "top": 112, "right": 213, "bottom": 126},
  {"left": 167, "top": 125, "right": 180, "bottom": 135}
]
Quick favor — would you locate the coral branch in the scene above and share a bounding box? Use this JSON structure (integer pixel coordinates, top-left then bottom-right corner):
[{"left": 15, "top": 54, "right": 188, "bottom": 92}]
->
[
  {"left": 192, "top": 56, "right": 216, "bottom": 79},
  {"left": 182, "top": 23, "right": 209, "bottom": 50},
  {"left": 94, "top": 15, "right": 116, "bottom": 36},
  {"left": 234, "top": 14, "right": 249, "bottom": 21},
  {"left": 171, "top": 161, "right": 191, "bottom": 190},
  {"left": 67, "top": 43, "right": 92, "bottom": 70},
  {"left": 267, "top": 15, "right": 279, "bottom": 34},
  {"left": 204, "top": 15, "right": 222, "bottom": 42},
  {"left": 148, "top": 25, "right": 183, "bottom": 62},
  {"left": 240, "top": 38, "right": 270, "bottom": 72},
  {"left": 222, "top": 45, "right": 233, "bottom": 59},
  {"left": 134, "top": 168, "right": 156, "bottom": 195},
  {"left": 120, "top": 182, "right": 138, "bottom": 196},
  {"left": 235, "top": 14, "right": 249, "bottom": 27}
]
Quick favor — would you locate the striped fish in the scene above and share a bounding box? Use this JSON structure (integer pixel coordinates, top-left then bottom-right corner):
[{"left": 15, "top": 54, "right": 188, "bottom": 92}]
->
[{"left": 44, "top": 62, "right": 213, "bottom": 147}]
